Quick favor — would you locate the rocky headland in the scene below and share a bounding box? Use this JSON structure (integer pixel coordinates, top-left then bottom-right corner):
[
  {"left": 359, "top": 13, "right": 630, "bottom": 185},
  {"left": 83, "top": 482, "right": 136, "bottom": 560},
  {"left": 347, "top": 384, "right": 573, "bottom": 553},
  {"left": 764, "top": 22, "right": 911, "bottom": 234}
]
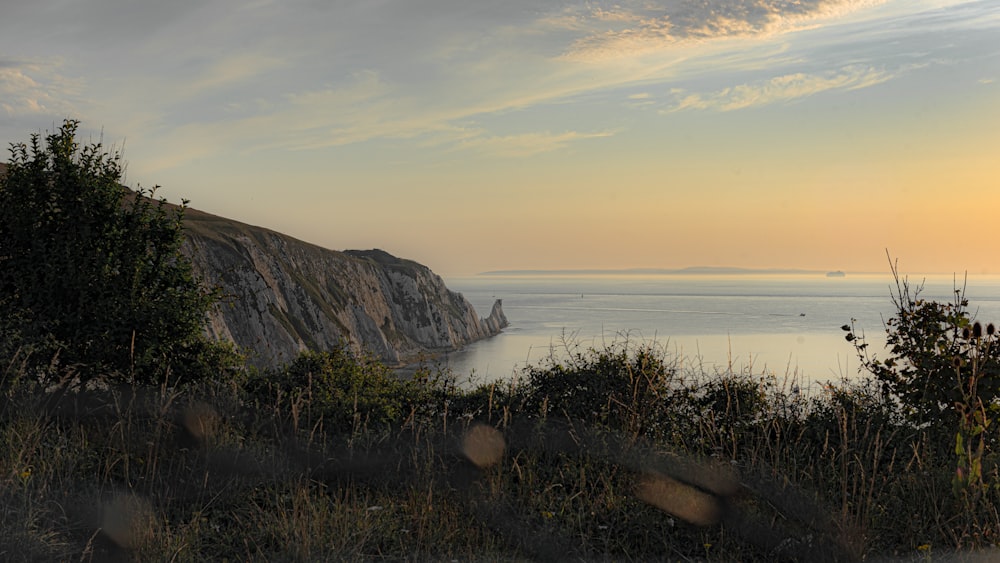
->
[
  {"left": 182, "top": 206, "right": 507, "bottom": 369},
  {"left": 0, "top": 161, "right": 507, "bottom": 369}
]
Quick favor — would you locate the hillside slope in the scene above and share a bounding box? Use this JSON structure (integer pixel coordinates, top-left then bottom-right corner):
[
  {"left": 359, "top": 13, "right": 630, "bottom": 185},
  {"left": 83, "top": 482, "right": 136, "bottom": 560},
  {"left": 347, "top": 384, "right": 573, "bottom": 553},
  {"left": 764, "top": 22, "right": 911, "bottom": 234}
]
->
[
  {"left": 182, "top": 206, "right": 507, "bottom": 368},
  {"left": 1, "top": 157, "right": 507, "bottom": 369}
]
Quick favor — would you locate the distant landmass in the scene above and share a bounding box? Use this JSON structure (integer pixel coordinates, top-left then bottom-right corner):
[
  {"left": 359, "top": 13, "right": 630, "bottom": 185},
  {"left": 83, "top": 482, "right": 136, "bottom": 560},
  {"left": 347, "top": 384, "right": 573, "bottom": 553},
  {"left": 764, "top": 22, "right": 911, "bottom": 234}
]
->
[{"left": 479, "top": 266, "right": 835, "bottom": 276}]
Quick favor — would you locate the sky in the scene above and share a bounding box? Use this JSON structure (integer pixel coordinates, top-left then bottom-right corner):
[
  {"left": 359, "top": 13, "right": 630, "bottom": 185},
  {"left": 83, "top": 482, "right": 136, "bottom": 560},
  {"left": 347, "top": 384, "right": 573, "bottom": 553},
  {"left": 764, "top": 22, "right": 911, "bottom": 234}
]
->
[{"left": 1, "top": 0, "right": 998, "bottom": 277}]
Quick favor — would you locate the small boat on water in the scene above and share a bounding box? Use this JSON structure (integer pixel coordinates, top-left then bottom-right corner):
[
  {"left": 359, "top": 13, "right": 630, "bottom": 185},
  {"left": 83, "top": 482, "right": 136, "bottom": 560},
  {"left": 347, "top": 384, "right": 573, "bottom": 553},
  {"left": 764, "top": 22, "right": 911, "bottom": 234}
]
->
[{"left": 826, "top": 271, "right": 846, "bottom": 278}]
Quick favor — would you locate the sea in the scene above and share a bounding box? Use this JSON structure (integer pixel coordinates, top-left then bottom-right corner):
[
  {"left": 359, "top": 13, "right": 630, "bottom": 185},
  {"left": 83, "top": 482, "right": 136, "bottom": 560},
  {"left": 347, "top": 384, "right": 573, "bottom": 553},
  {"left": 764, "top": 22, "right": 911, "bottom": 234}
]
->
[{"left": 435, "top": 273, "right": 1000, "bottom": 390}]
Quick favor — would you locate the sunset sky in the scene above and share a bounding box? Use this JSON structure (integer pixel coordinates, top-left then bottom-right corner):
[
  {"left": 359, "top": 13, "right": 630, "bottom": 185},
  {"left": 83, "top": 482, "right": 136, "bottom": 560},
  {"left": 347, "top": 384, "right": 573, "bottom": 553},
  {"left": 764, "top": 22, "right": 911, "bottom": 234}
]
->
[{"left": 1, "top": 0, "right": 998, "bottom": 276}]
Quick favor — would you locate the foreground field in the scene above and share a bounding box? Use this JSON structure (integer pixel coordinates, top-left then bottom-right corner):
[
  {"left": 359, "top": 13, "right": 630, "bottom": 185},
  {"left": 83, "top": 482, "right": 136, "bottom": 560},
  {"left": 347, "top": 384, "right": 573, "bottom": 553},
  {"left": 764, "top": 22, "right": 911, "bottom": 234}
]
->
[{"left": 2, "top": 342, "right": 999, "bottom": 562}]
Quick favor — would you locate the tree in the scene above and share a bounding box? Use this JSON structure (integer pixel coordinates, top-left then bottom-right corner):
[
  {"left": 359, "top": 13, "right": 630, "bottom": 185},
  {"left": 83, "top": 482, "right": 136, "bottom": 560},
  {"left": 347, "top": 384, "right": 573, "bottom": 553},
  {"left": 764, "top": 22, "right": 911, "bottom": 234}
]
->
[{"left": 0, "top": 120, "right": 226, "bottom": 385}]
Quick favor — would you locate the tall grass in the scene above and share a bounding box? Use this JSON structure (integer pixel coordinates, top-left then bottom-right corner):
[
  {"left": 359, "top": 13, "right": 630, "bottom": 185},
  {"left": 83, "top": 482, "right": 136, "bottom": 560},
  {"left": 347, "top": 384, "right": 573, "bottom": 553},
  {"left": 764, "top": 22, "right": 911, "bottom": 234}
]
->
[{"left": 1, "top": 341, "right": 998, "bottom": 561}]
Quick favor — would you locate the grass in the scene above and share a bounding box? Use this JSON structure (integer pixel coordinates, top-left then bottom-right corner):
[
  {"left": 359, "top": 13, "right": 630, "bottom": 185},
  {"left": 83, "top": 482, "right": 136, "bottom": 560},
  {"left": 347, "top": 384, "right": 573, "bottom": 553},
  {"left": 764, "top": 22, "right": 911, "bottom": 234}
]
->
[{"left": 2, "top": 341, "right": 1000, "bottom": 561}]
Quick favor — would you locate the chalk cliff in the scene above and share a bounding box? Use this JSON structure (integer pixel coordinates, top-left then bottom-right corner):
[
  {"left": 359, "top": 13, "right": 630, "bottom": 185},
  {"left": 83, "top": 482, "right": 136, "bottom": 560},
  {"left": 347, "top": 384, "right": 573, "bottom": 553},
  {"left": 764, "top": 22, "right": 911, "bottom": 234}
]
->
[{"left": 181, "top": 208, "right": 507, "bottom": 369}]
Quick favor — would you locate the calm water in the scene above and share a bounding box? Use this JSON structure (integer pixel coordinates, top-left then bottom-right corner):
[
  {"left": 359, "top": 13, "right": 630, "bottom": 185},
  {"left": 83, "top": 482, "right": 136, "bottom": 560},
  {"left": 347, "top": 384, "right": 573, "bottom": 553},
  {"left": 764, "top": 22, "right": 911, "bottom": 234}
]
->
[{"left": 438, "top": 273, "right": 1000, "bottom": 388}]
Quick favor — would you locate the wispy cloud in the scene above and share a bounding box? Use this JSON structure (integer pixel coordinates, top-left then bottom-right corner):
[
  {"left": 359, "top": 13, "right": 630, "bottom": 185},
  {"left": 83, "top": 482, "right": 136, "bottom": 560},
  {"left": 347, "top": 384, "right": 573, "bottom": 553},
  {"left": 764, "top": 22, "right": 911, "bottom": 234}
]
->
[
  {"left": 663, "top": 64, "right": 894, "bottom": 112},
  {"left": 2, "top": 0, "right": 974, "bottom": 169},
  {"left": 454, "top": 129, "right": 615, "bottom": 157},
  {"left": 561, "top": 0, "right": 890, "bottom": 62},
  {"left": 181, "top": 52, "right": 286, "bottom": 99},
  {"left": 0, "top": 59, "right": 83, "bottom": 118}
]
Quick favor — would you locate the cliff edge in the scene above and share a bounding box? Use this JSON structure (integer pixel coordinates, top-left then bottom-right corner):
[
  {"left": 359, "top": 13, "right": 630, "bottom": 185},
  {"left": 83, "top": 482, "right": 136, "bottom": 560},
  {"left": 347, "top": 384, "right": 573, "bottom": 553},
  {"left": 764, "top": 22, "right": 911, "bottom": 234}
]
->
[
  {"left": 0, "top": 158, "right": 503, "bottom": 368},
  {"left": 182, "top": 208, "right": 507, "bottom": 369}
]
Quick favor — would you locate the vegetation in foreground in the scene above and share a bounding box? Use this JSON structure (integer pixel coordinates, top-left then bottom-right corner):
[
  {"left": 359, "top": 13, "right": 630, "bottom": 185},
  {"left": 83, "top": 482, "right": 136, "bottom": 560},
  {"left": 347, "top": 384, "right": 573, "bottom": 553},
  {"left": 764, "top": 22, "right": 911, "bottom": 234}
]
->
[
  {"left": 4, "top": 122, "right": 1000, "bottom": 561},
  {"left": 3, "top": 328, "right": 1000, "bottom": 561}
]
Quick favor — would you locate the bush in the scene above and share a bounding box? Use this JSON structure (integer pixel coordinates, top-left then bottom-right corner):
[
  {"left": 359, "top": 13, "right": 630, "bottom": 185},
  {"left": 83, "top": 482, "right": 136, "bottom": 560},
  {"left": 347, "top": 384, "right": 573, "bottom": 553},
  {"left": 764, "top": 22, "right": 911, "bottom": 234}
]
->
[
  {"left": 521, "top": 340, "right": 680, "bottom": 439},
  {"left": 249, "top": 347, "right": 432, "bottom": 433},
  {"left": 845, "top": 262, "right": 1000, "bottom": 430},
  {"left": 0, "top": 120, "right": 230, "bottom": 386},
  {"left": 846, "top": 261, "right": 1000, "bottom": 513}
]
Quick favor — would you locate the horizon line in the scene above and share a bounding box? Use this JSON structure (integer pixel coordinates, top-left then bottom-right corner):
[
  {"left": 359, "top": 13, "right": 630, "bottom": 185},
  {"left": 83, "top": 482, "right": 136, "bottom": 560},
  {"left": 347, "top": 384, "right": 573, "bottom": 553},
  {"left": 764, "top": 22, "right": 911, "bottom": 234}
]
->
[
  {"left": 472, "top": 267, "right": 997, "bottom": 277},
  {"left": 478, "top": 266, "right": 851, "bottom": 276}
]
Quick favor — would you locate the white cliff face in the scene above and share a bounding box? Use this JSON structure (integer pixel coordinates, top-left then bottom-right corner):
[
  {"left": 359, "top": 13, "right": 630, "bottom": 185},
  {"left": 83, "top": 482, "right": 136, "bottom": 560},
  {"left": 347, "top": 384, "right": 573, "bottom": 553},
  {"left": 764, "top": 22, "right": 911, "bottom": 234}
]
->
[{"left": 181, "top": 209, "right": 507, "bottom": 369}]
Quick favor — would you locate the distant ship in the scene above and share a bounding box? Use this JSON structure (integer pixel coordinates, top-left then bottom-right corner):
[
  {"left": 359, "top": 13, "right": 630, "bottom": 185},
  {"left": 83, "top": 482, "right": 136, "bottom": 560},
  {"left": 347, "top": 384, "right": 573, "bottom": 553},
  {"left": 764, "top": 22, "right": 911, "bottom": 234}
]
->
[{"left": 826, "top": 270, "right": 846, "bottom": 278}]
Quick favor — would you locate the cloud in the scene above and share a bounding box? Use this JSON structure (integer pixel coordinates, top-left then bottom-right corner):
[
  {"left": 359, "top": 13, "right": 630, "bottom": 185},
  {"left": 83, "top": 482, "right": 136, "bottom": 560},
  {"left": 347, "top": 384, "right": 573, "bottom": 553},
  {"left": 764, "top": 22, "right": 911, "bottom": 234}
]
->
[
  {"left": 2, "top": 0, "right": 961, "bottom": 171},
  {"left": 181, "top": 52, "right": 286, "bottom": 98},
  {"left": 663, "top": 65, "right": 894, "bottom": 112},
  {"left": 0, "top": 59, "right": 83, "bottom": 118},
  {"left": 454, "top": 129, "right": 615, "bottom": 157},
  {"left": 267, "top": 83, "right": 616, "bottom": 157},
  {"left": 561, "top": 0, "right": 890, "bottom": 62},
  {"left": 283, "top": 71, "right": 389, "bottom": 115}
]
